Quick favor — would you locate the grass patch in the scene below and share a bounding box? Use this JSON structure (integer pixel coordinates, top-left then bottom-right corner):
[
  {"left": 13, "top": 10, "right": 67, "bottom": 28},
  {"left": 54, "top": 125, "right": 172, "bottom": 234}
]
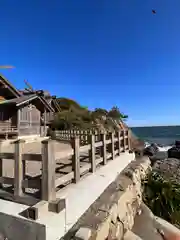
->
[{"left": 143, "top": 171, "right": 180, "bottom": 227}]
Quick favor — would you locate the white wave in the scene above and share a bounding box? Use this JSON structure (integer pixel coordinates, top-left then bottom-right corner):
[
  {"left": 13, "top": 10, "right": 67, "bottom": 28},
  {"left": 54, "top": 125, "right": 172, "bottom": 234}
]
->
[
  {"left": 144, "top": 142, "right": 151, "bottom": 148},
  {"left": 144, "top": 141, "right": 172, "bottom": 152},
  {"left": 157, "top": 146, "right": 172, "bottom": 152}
]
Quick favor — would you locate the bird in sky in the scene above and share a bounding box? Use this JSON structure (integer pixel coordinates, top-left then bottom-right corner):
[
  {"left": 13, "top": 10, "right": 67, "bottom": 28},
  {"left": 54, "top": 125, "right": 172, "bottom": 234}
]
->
[{"left": 152, "top": 9, "right": 156, "bottom": 14}]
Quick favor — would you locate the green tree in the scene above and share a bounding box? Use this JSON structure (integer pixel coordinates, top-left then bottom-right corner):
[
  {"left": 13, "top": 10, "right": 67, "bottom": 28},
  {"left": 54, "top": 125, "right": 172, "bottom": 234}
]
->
[
  {"left": 108, "top": 106, "right": 128, "bottom": 120},
  {"left": 51, "top": 98, "right": 128, "bottom": 131},
  {"left": 91, "top": 108, "right": 108, "bottom": 120}
]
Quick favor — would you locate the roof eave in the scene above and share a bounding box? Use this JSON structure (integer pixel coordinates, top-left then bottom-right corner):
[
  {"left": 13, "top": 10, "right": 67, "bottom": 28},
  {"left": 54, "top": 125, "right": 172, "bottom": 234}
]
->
[
  {"left": 0, "top": 75, "right": 21, "bottom": 97},
  {"left": 16, "top": 95, "right": 38, "bottom": 107}
]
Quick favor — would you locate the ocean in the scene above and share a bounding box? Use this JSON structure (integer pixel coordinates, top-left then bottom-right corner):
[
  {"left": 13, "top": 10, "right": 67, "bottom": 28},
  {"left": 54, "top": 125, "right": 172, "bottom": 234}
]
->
[{"left": 131, "top": 125, "right": 180, "bottom": 146}]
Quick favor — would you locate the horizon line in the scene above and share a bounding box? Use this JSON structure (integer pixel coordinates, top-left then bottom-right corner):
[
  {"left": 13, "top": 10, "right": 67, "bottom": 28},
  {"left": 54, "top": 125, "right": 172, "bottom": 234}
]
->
[{"left": 130, "top": 124, "right": 180, "bottom": 128}]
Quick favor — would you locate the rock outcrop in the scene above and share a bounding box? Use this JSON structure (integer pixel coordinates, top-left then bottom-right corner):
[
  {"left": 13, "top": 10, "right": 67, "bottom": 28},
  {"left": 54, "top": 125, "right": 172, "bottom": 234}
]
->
[
  {"left": 153, "top": 157, "right": 180, "bottom": 182},
  {"left": 143, "top": 143, "right": 159, "bottom": 157}
]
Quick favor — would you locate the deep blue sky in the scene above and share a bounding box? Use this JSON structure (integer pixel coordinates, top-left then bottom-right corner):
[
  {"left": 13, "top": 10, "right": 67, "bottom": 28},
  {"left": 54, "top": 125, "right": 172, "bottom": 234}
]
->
[{"left": 1, "top": 0, "right": 180, "bottom": 126}]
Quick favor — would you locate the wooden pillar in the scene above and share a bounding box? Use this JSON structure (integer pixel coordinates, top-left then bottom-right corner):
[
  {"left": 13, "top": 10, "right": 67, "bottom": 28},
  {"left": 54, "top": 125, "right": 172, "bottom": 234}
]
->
[
  {"left": 0, "top": 140, "right": 2, "bottom": 187},
  {"left": 0, "top": 158, "right": 2, "bottom": 188},
  {"left": 89, "top": 135, "right": 96, "bottom": 172},
  {"left": 72, "top": 137, "right": 80, "bottom": 183},
  {"left": 14, "top": 139, "right": 25, "bottom": 197},
  {"left": 44, "top": 108, "right": 47, "bottom": 137},
  {"left": 118, "top": 131, "right": 121, "bottom": 156},
  {"left": 41, "top": 140, "right": 56, "bottom": 201},
  {"left": 123, "top": 130, "right": 126, "bottom": 152},
  {"left": 101, "top": 133, "right": 107, "bottom": 165},
  {"left": 128, "top": 130, "right": 131, "bottom": 151},
  {"left": 111, "top": 132, "right": 115, "bottom": 160},
  {"left": 17, "top": 108, "right": 21, "bottom": 136}
]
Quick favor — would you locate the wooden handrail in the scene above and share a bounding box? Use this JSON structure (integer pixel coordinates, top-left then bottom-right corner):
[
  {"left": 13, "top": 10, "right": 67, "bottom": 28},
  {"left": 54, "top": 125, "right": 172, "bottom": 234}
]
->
[{"left": 0, "top": 129, "right": 131, "bottom": 202}]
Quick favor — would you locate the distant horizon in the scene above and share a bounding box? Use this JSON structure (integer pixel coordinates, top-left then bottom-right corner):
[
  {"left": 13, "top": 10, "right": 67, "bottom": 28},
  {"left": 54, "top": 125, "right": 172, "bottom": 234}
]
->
[{"left": 130, "top": 124, "right": 180, "bottom": 128}]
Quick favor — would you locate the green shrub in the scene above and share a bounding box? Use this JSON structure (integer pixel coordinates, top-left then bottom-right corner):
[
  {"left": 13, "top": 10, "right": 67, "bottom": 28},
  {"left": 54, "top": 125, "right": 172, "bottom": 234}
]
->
[
  {"left": 143, "top": 171, "right": 180, "bottom": 226},
  {"left": 51, "top": 98, "right": 128, "bottom": 130}
]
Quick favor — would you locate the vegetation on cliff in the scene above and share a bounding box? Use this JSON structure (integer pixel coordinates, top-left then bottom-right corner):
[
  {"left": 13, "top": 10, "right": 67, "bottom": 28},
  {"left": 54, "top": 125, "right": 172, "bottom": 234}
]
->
[
  {"left": 143, "top": 170, "right": 180, "bottom": 227},
  {"left": 51, "top": 97, "right": 128, "bottom": 130}
]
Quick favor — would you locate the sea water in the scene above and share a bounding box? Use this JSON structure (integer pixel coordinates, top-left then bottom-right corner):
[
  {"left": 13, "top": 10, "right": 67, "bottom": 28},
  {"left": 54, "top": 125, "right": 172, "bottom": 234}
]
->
[{"left": 131, "top": 125, "right": 180, "bottom": 152}]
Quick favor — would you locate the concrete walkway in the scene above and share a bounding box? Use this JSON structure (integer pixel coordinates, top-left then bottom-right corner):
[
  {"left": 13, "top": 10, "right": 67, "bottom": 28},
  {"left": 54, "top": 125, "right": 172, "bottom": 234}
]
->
[{"left": 0, "top": 152, "right": 135, "bottom": 240}]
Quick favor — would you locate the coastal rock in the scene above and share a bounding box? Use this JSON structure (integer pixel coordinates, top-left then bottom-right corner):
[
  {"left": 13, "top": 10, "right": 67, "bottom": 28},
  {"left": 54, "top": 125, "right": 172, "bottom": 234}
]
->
[
  {"left": 175, "top": 141, "right": 180, "bottom": 148},
  {"left": 168, "top": 147, "right": 180, "bottom": 159},
  {"left": 153, "top": 158, "right": 180, "bottom": 181},
  {"left": 143, "top": 144, "right": 159, "bottom": 157}
]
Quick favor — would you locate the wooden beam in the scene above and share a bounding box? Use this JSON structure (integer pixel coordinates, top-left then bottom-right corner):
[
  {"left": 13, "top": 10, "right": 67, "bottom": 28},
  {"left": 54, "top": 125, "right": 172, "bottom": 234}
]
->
[
  {"left": 43, "top": 108, "right": 47, "bottom": 137},
  {"left": 123, "top": 130, "right": 126, "bottom": 152},
  {"left": 0, "top": 158, "right": 2, "bottom": 188},
  {"left": 111, "top": 132, "right": 115, "bottom": 160},
  {"left": 14, "top": 139, "right": 25, "bottom": 197},
  {"left": 72, "top": 137, "right": 80, "bottom": 183},
  {"left": 89, "top": 135, "right": 96, "bottom": 173},
  {"left": 101, "top": 133, "right": 107, "bottom": 165},
  {"left": 41, "top": 140, "right": 56, "bottom": 201},
  {"left": 118, "top": 131, "right": 121, "bottom": 156},
  {"left": 17, "top": 108, "right": 21, "bottom": 135},
  {"left": 128, "top": 130, "right": 131, "bottom": 151}
]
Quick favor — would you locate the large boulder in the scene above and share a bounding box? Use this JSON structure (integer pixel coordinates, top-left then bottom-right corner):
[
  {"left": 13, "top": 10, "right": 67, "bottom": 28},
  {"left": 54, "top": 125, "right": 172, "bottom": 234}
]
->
[
  {"left": 168, "top": 147, "right": 180, "bottom": 159},
  {"left": 153, "top": 158, "right": 180, "bottom": 181},
  {"left": 175, "top": 141, "right": 180, "bottom": 148},
  {"left": 143, "top": 144, "right": 159, "bottom": 157}
]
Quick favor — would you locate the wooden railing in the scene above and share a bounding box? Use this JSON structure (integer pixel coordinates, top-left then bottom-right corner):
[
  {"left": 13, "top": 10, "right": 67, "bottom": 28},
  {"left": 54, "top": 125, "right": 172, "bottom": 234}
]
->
[
  {"left": 0, "top": 130, "right": 131, "bottom": 206},
  {"left": 0, "top": 125, "right": 18, "bottom": 139},
  {"left": 54, "top": 129, "right": 115, "bottom": 145},
  {"left": 0, "top": 125, "right": 17, "bottom": 132}
]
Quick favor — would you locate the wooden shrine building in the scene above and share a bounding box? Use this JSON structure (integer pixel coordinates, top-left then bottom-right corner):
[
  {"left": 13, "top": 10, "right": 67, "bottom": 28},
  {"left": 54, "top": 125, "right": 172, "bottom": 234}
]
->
[{"left": 0, "top": 74, "right": 60, "bottom": 139}]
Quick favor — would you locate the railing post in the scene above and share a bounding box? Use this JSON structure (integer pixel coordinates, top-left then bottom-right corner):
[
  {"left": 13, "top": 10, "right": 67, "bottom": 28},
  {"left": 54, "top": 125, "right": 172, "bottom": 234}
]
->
[
  {"left": 72, "top": 137, "right": 80, "bottom": 183},
  {"left": 123, "top": 130, "right": 126, "bottom": 152},
  {"left": 0, "top": 140, "right": 2, "bottom": 188},
  {"left": 118, "top": 131, "right": 121, "bottom": 156},
  {"left": 41, "top": 140, "right": 56, "bottom": 201},
  {"left": 85, "top": 131, "right": 88, "bottom": 145},
  {"left": 89, "top": 135, "right": 96, "bottom": 172},
  {"left": 110, "top": 132, "right": 115, "bottom": 160},
  {"left": 101, "top": 133, "right": 107, "bottom": 165},
  {"left": 0, "top": 158, "right": 2, "bottom": 188},
  {"left": 128, "top": 130, "right": 131, "bottom": 151},
  {"left": 14, "top": 139, "right": 25, "bottom": 197}
]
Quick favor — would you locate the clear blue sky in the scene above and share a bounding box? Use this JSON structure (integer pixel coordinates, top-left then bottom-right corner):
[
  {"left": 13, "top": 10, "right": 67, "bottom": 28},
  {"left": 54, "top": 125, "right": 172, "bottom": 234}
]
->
[{"left": 1, "top": 0, "right": 180, "bottom": 126}]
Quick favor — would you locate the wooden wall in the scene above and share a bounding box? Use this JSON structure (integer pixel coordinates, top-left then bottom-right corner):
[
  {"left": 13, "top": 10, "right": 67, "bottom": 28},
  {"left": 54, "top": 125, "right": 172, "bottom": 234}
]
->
[
  {"left": 0, "top": 106, "right": 17, "bottom": 131},
  {"left": 19, "top": 104, "right": 41, "bottom": 136}
]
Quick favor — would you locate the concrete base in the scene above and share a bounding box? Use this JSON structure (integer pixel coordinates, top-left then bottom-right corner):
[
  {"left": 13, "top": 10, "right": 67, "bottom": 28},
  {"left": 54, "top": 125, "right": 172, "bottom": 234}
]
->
[
  {"left": 0, "top": 152, "right": 135, "bottom": 240},
  {"left": 0, "top": 200, "right": 46, "bottom": 240}
]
